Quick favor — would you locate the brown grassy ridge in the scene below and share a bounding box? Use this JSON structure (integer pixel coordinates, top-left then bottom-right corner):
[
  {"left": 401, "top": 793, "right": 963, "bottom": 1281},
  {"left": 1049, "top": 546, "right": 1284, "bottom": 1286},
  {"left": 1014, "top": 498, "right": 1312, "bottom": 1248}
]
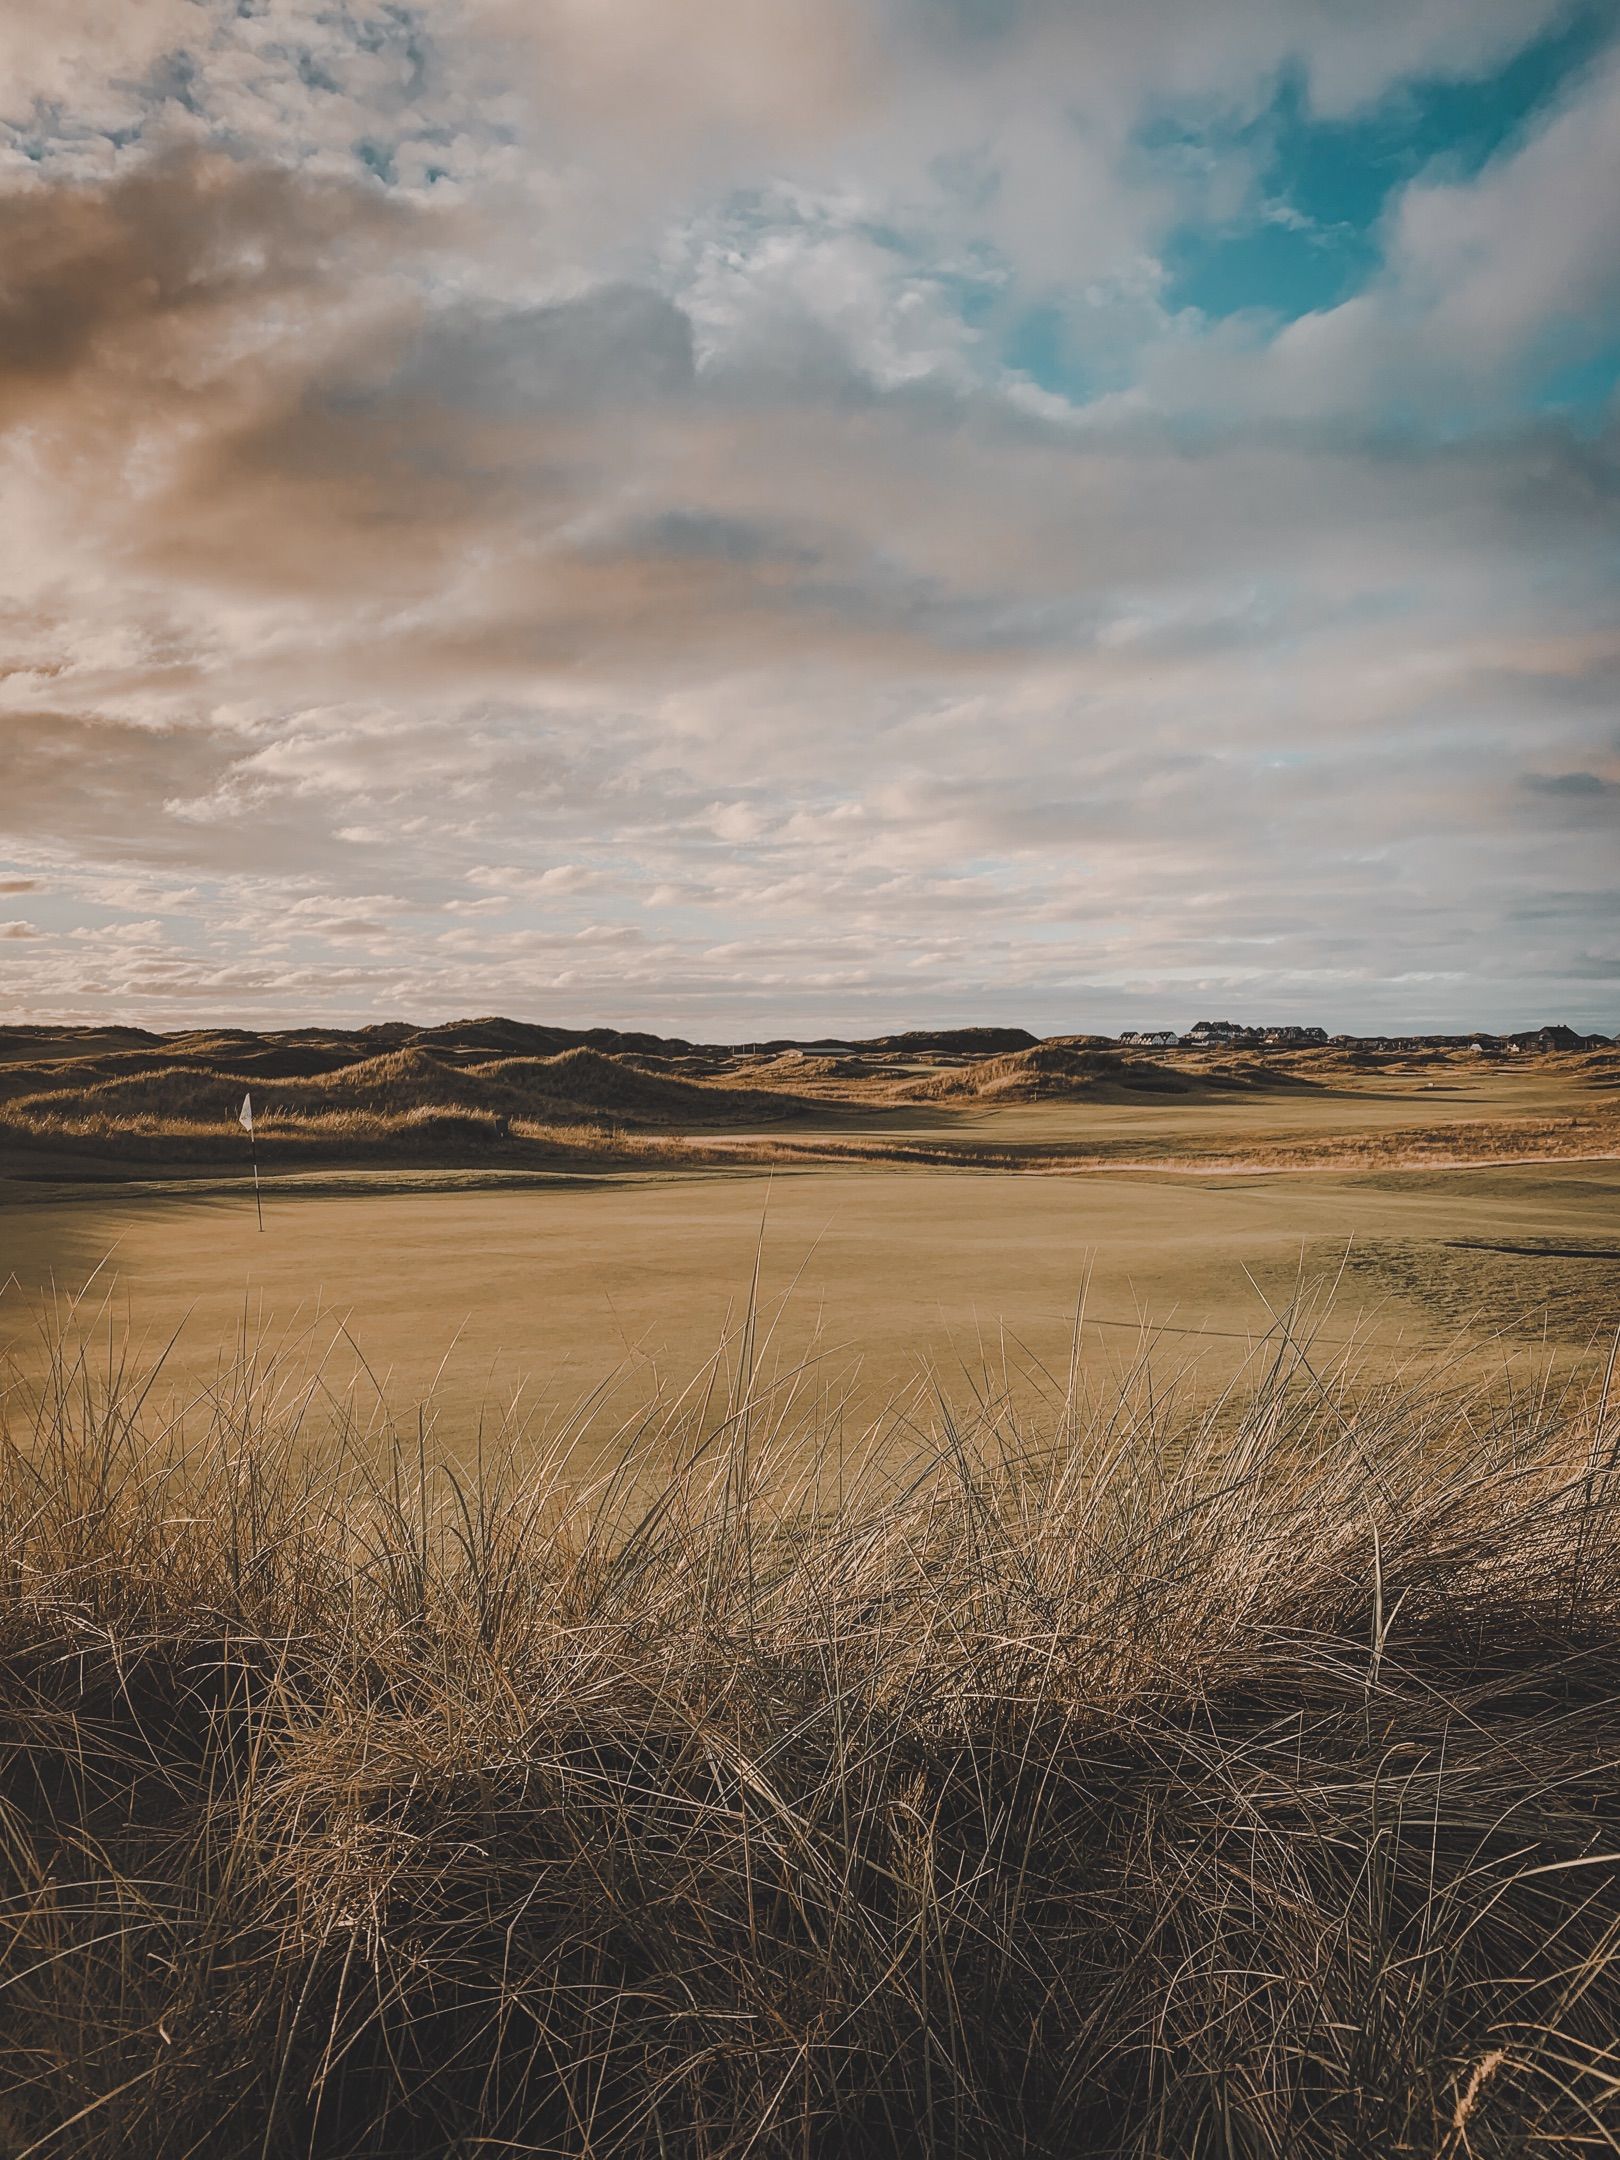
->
[
  {"left": 4, "top": 1305, "right": 1620, "bottom": 2157},
  {"left": 0, "top": 1045, "right": 820, "bottom": 1166},
  {"left": 2, "top": 1025, "right": 1616, "bottom": 1178},
  {"left": 893, "top": 1042, "right": 1315, "bottom": 1103},
  {"left": 0, "top": 1033, "right": 1310, "bottom": 1173},
  {"left": 718, "top": 1042, "right": 1328, "bottom": 1108},
  {"left": 0, "top": 1106, "right": 703, "bottom": 1169}
]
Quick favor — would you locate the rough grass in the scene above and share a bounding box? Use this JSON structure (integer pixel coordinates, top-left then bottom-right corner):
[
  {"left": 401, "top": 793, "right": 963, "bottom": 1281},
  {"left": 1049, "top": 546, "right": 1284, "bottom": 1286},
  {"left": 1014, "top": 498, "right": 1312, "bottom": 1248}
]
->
[
  {"left": 2, "top": 1028, "right": 1615, "bottom": 1182},
  {"left": 0, "top": 1046, "right": 818, "bottom": 1169},
  {"left": 3, "top": 1302, "right": 1620, "bottom": 2158},
  {"left": 897, "top": 1043, "right": 1308, "bottom": 1102},
  {"left": 0, "top": 1104, "right": 708, "bottom": 1168},
  {"left": 0, "top": 1046, "right": 813, "bottom": 1163}
]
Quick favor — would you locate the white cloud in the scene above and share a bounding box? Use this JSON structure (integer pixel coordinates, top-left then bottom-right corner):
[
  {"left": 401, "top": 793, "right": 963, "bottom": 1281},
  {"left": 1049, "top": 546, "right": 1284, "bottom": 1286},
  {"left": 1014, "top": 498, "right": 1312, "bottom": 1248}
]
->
[{"left": 468, "top": 863, "right": 606, "bottom": 898}]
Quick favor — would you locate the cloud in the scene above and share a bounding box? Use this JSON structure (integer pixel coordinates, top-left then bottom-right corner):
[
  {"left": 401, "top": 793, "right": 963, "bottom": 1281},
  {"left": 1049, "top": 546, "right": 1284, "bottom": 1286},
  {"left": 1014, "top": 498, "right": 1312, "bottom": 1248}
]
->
[
  {"left": 0, "top": 149, "right": 411, "bottom": 416},
  {"left": 0, "top": 1, "right": 201, "bottom": 135},
  {"left": 1391, "top": 47, "right": 1620, "bottom": 373},
  {"left": 464, "top": 0, "right": 875, "bottom": 149},
  {"left": 1522, "top": 770, "right": 1617, "bottom": 797},
  {"left": 1, "top": 712, "right": 236, "bottom": 851},
  {"left": 1151, "top": 44, "right": 1620, "bottom": 424},
  {"left": 0, "top": 2, "right": 1614, "bottom": 1034},
  {"left": 469, "top": 864, "right": 607, "bottom": 898}
]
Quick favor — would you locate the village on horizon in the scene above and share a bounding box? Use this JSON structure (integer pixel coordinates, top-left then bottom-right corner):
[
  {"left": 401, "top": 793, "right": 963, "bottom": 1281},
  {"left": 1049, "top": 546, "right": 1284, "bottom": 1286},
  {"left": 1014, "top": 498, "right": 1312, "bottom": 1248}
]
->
[{"left": 1118, "top": 1019, "right": 1614, "bottom": 1054}]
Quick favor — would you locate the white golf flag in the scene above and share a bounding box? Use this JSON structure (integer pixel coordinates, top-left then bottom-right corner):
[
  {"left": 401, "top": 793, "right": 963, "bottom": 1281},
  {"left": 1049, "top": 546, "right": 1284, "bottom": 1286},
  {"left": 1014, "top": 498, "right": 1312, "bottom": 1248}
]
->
[{"left": 238, "top": 1092, "right": 254, "bottom": 1134}]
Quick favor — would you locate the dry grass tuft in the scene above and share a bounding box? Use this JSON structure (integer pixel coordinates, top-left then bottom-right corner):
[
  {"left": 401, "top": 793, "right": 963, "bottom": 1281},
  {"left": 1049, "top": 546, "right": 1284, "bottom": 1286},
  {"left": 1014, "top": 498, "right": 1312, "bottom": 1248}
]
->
[{"left": 2, "top": 1307, "right": 1620, "bottom": 2156}]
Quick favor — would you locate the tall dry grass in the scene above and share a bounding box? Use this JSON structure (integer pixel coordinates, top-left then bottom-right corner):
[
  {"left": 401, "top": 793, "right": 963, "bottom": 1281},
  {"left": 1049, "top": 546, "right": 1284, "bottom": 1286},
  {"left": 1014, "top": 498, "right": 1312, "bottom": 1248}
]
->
[
  {"left": 0, "top": 1105, "right": 707, "bottom": 1169},
  {"left": 2, "top": 1300, "right": 1620, "bottom": 2157}
]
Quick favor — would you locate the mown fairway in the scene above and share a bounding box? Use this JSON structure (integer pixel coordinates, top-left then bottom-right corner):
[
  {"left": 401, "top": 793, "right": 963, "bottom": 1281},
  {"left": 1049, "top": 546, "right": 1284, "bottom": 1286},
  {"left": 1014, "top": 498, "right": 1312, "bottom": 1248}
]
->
[{"left": 4, "top": 1069, "right": 1615, "bottom": 1432}]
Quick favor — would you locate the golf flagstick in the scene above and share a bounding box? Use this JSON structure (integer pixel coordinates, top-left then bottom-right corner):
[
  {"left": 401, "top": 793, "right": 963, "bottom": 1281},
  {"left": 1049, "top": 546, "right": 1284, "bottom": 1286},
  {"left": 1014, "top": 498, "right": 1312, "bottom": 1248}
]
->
[{"left": 239, "top": 1091, "right": 264, "bottom": 1232}]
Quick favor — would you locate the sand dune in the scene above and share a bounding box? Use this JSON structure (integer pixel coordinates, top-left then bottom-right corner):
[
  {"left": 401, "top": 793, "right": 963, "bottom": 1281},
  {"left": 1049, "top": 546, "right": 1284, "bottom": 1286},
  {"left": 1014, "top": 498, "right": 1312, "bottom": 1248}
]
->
[{"left": 900, "top": 1042, "right": 1312, "bottom": 1103}]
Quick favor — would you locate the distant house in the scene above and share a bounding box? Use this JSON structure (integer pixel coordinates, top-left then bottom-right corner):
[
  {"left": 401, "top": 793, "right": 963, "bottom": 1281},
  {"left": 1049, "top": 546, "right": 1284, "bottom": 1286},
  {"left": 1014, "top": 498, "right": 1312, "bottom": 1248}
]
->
[
  {"left": 1507, "top": 1024, "right": 1601, "bottom": 1054},
  {"left": 1120, "top": 1029, "right": 1178, "bottom": 1048},
  {"left": 1363, "top": 1034, "right": 1485, "bottom": 1053},
  {"left": 1261, "top": 1025, "right": 1328, "bottom": 1047},
  {"left": 1182, "top": 1019, "right": 1255, "bottom": 1048}
]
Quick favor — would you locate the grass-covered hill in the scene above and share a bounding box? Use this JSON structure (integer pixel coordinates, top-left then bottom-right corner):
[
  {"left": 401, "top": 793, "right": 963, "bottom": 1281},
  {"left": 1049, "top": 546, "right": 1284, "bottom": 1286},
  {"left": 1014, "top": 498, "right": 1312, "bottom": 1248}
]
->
[
  {"left": 3, "top": 1018, "right": 1613, "bottom": 1174},
  {"left": 0, "top": 1025, "right": 823, "bottom": 1166},
  {"left": 901, "top": 1042, "right": 1314, "bottom": 1103}
]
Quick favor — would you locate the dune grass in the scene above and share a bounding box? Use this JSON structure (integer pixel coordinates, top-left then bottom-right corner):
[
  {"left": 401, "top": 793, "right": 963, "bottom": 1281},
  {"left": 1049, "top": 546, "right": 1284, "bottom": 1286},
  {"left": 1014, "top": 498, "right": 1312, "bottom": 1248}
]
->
[
  {"left": 3, "top": 1038, "right": 1614, "bottom": 1182},
  {"left": 0, "top": 1044, "right": 817, "bottom": 1169},
  {"left": 3, "top": 1302, "right": 1620, "bottom": 2157},
  {"left": 0, "top": 1102, "right": 696, "bottom": 1168}
]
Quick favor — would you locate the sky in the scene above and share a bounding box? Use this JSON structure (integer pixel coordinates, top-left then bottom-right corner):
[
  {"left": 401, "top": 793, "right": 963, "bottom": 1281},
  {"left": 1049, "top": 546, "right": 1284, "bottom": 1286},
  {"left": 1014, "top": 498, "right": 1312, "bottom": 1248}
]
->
[{"left": 0, "top": 0, "right": 1616, "bottom": 1040}]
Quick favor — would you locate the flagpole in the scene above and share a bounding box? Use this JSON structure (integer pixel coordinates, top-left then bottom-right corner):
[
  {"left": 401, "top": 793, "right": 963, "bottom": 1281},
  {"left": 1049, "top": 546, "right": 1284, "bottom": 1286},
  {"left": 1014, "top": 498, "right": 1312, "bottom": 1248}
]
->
[{"left": 240, "top": 1092, "right": 264, "bottom": 1233}]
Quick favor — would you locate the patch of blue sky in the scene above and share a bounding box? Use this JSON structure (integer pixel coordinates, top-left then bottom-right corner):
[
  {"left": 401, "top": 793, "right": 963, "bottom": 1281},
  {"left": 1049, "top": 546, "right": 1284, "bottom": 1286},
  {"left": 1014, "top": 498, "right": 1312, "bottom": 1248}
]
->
[
  {"left": 1525, "top": 335, "right": 1620, "bottom": 424},
  {"left": 355, "top": 139, "right": 398, "bottom": 184},
  {"left": 1156, "top": 1, "right": 1619, "bottom": 325},
  {"left": 293, "top": 47, "right": 345, "bottom": 97},
  {"left": 1003, "top": 301, "right": 1094, "bottom": 398},
  {"left": 998, "top": 283, "right": 1179, "bottom": 405},
  {"left": 1161, "top": 210, "right": 1371, "bottom": 326}
]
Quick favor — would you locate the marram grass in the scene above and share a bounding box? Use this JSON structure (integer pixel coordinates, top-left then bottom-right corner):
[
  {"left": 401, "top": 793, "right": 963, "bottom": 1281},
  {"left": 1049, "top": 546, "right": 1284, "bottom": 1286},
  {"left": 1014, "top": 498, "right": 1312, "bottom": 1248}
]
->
[{"left": 2, "top": 1308, "right": 1620, "bottom": 2158}]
